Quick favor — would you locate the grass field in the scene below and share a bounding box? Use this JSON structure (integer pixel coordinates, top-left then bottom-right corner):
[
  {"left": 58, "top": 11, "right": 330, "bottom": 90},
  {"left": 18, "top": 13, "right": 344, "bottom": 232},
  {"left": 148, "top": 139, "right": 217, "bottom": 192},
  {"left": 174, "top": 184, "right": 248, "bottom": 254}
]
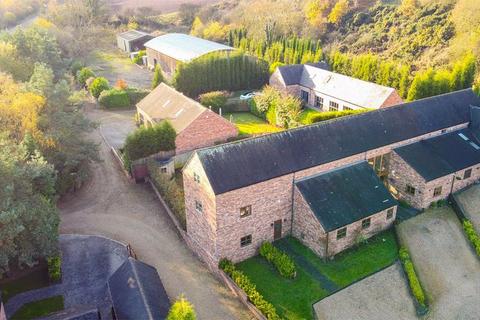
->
[
  {"left": 11, "top": 296, "right": 64, "bottom": 320},
  {"left": 224, "top": 112, "right": 282, "bottom": 135},
  {"left": 237, "top": 231, "right": 398, "bottom": 319},
  {"left": 1, "top": 265, "right": 50, "bottom": 302}
]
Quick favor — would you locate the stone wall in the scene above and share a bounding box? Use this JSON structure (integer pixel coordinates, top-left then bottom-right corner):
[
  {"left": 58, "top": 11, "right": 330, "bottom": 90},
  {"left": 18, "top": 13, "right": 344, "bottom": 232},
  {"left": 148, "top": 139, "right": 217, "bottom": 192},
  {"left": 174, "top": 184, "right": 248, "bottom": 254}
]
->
[
  {"left": 292, "top": 187, "right": 327, "bottom": 257},
  {"left": 176, "top": 110, "right": 238, "bottom": 155},
  {"left": 146, "top": 48, "right": 177, "bottom": 77}
]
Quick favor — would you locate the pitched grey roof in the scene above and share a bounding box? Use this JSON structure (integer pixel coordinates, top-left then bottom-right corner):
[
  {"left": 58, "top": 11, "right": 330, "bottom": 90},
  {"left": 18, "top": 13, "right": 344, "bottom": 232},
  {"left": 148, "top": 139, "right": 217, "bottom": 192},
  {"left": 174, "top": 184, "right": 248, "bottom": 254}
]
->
[
  {"left": 118, "top": 30, "right": 151, "bottom": 41},
  {"left": 108, "top": 258, "right": 170, "bottom": 320},
  {"left": 296, "top": 161, "right": 397, "bottom": 232},
  {"left": 276, "top": 64, "right": 397, "bottom": 108},
  {"left": 394, "top": 128, "right": 480, "bottom": 182},
  {"left": 137, "top": 83, "right": 206, "bottom": 133},
  {"left": 144, "top": 33, "right": 234, "bottom": 62},
  {"left": 197, "top": 89, "right": 480, "bottom": 195}
]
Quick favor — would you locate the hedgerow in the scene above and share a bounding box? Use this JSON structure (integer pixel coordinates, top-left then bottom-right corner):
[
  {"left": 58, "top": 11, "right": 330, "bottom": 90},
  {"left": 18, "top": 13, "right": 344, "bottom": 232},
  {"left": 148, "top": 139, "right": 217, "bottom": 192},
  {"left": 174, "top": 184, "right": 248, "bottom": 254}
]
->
[
  {"left": 399, "top": 247, "right": 427, "bottom": 308},
  {"left": 99, "top": 89, "right": 130, "bottom": 109},
  {"left": 463, "top": 220, "right": 480, "bottom": 257},
  {"left": 219, "top": 259, "right": 280, "bottom": 320},
  {"left": 199, "top": 91, "right": 228, "bottom": 113},
  {"left": 309, "top": 109, "right": 370, "bottom": 123},
  {"left": 47, "top": 256, "right": 61, "bottom": 282},
  {"left": 259, "top": 242, "right": 296, "bottom": 278}
]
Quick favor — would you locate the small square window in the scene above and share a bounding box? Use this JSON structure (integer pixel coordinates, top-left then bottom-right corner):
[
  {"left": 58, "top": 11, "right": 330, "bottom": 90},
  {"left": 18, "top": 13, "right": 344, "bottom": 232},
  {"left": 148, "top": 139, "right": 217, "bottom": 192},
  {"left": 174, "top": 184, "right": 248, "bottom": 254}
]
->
[
  {"left": 240, "top": 205, "right": 252, "bottom": 218},
  {"left": 315, "top": 96, "right": 323, "bottom": 109},
  {"left": 464, "top": 169, "right": 472, "bottom": 179},
  {"left": 193, "top": 172, "right": 200, "bottom": 183},
  {"left": 433, "top": 186, "right": 442, "bottom": 197},
  {"left": 336, "top": 227, "right": 347, "bottom": 240},
  {"left": 386, "top": 208, "right": 394, "bottom": 220},
  {"left": 329, "top": 101, "right": 339, "bottom": 112},
  {"left": 406, "top": 185, "right": 416, "bottom": 195},
  {"left": 362, "top": 218, "right": 371, "bottom": 229},
  {"left": 160, "top": 167, "right": 167, "bottom": 174},
  {"left": 343, "top": 106, "right": 352, "bottom": 111},
  {"left": 195, "top": 200, "right": 203, "bottom": 213},
  {"left": 240, "top": 235, "right": 252, "bottom": 247}
]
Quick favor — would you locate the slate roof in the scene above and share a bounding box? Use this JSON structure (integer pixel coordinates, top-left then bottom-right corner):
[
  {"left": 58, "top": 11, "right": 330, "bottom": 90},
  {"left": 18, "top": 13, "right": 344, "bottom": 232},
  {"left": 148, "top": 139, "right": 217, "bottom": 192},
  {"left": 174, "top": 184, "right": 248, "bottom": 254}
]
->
[
  {"left": 108, "top": 258, "right": 170, "bottom": 320},
  {"left": 295, "top": 161, "right": 397, "bottom": 232},
  {"left": 394, "top": 128, "right": 480, "bottom": 182},
  {"left": 144, "top": 33, "right": 235, "bottom": 62},
  {"left": 118, "top": 30, "right": 151, "bottom": 41},
  {"left": 137, "top": 83, "right": 206, "bottom": 133},
  {"left": 276, "top": 64, "right": 397, "bottom": 108},
  {"left": 196, "top": 89, "right": 480, "bottom": 195}
]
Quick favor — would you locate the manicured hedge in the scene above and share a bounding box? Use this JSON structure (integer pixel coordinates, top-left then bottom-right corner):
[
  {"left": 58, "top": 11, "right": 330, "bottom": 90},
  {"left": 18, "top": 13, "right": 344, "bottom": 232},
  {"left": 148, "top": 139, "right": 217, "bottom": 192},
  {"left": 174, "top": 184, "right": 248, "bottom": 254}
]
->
[
  {"left": 126, "top": 87, "right": 150, "bottom": 105},
  {"left": 399, "top": 247, "right": 427, "bottom": 308},
  {"left": 219, "top": 259, "right": 280, "bottom": 320},
  {"left": 463, "top": 220, "right": 480, "bottom": 256},
  {"left": 47, "top": 256, "right": 61, "bottom": 282},
  {"left": 309, "top": 109, "right": 370, "bottom": 123},
  {"left": 199, "top": 91, "right": 228, "bottom": 113},
  {"left": 89, "top": 77, "right": 110, "bottom": 99},
  {"left": 99, "top": 89, "right": 130, "bottom": 109},
  {"left": 259, "top": 242, "right": 296, "bottom": 278}
]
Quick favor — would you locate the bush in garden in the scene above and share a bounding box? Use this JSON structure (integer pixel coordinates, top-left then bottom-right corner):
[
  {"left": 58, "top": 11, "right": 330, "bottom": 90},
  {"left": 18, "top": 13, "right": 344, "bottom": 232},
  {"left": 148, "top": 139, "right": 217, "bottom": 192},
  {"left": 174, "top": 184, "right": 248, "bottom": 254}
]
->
[
  {"left": 463, "top": 220, "right": 480, "bottom": 256},
  {"left": 70, "top": 60, "right": 84, "bottom": 77},
  {"left": 89, "top": 77, "right": 110, "bottom": 98},
  {"left": 259, "top": 242, "right": 296, "bottom": 278},
  {"left": 115, "top": 79, "right": 128, "bottom": 90},
  {"left": 399, "top": 247, "right": 427, "bottom": 307},
  {"left": 125, "top": 87, "right": 150, "bottom": 105},
  {"left": 309, "top": 109, "right": 369, "bottom": 123},
  {"left": 76, "top": 67, "right": 95, "bottom": 86},
  {"left": 85, "top": 77, "right": 96, "bottom": 89},
  {"left": 219, "top": 259, "right": 280, "bottom": 320},
  {"left": 152, "top": 65, "right": 165, "bottom": 89},
  {"left": 99, "top": 89, "right": 130, "bottom": 109},
  {"left": 167, "top": 295, "right": 196, "bottom": 320},
  {"left": 47, "top": 256, "right": 61, "bottom": 282},
  {"left": 133, "top": 50, "right": 146, "bottom": 65},
  {"left": 199, "top": 91, "right": 228, "bottom": 113}
]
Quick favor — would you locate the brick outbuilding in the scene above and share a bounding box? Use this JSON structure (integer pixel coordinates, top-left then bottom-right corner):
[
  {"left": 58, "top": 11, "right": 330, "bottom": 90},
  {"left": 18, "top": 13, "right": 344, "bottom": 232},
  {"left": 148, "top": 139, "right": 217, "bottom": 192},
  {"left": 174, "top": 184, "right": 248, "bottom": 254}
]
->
[{"left": 136, "top": 83, "right": 238, "bottom": 156}]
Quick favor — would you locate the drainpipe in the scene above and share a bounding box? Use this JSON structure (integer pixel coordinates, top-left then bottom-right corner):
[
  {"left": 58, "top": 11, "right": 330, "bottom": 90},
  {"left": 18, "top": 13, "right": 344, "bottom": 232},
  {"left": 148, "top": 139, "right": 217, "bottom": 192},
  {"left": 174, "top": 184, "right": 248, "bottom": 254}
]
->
[{"left": 290, "top": 173, "right": 296, "bottom": 235}]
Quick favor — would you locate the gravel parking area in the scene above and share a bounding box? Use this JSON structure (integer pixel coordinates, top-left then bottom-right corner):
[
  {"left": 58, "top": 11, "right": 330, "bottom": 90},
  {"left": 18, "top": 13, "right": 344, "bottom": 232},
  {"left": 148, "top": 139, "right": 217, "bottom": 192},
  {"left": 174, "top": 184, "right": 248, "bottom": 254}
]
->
[
  {"left": 313, "top": 262, "right": 416, "bottom": 320},
  {"left": 396, "top": 207, "right": 480, "bottom": 320},
  {"left": 97, "top": 109, "right": 136, "bottom": 149},
  {"left": 455, "top": 184, "right": 480, "bottom": 231}
]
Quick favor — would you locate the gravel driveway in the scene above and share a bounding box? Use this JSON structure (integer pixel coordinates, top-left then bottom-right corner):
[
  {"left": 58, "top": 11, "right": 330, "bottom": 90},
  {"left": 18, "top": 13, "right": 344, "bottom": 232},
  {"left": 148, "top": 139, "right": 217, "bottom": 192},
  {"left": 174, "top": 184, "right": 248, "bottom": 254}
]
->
[
  {"left": 97, "top": 109, "right": 136, "bottom": 149},
  {"left": 59, "top": 106, "right": 251, "bottom": 320},
  {"left": 313, "top": 262, "right": 416, "bottom": 320},
  {"left": 455, "top": 184, "right": 480, "bottom": 232},
  {"left": 396, "top": 207, "right": 480, "bottom": 320}
]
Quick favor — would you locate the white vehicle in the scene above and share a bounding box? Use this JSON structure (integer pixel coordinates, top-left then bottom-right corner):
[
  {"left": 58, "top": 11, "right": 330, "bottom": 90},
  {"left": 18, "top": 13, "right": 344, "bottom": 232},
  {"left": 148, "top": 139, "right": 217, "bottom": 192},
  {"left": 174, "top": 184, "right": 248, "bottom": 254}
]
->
[{"left": 239, "top": 91, "right": 258, "bottom": 100}]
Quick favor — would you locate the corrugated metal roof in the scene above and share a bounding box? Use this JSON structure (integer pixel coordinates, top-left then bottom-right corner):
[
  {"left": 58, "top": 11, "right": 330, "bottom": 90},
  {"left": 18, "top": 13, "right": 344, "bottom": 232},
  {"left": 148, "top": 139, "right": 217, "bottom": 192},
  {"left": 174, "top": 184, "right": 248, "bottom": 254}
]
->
[
  {"left": 118, "top": 30, "right": 151, "bottom": 41},
  {"left": 144, "top": 33, "right": 235, "bottom": 62},
  {"left": 108, "top": 258, "right": 170, "bottom": 320},
  {"left": 296, "top": 161, "right": 397, "bottom": 232},
  {"left": 277, "top": 64, "right": 397, "bottom": 108},
  {"left": 137, "top": 83, "right": 205, "bottom": 133},
  {"left": 394, "top": 128, "right": 480, "bottom": 181},
  {"left": 197, "top": 89, "right": 480, "bottom": 195}
]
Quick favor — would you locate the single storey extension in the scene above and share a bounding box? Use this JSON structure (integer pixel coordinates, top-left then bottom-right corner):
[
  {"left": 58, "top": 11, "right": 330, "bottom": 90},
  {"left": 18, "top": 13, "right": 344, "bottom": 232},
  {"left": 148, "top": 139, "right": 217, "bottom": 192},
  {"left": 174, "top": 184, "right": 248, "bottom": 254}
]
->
[
  {"left": 183, "top": 89, "right": 480, "bottom": 265},
  {"left": 117, "top": 30, "right": 153, "bottom": 53},
  {"left": 144, "top": 33, "right": 235, "bottom": 77},
  {"left": 270, "top": 63, "right": 403, "bottom": 111},
  {"left": 293, "top": 161, "right": 397, "bottom": 257},
  {"left": 389, "top": 128, "right": 480, "bottom": 209},
  {"left": 136, "top": 83, "right": 238, "bottom": 156}
]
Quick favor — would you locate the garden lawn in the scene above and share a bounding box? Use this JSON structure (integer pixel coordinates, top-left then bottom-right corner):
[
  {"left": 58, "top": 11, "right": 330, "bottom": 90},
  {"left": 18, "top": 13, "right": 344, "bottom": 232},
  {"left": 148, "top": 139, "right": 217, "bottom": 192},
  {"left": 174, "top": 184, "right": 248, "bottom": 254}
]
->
[
  {"left": 1, "top": 265, "right": 50, "bottom": 302},
  {"left": 236, "top": 230, "right": 398, "bottom": 320},
  {"left": 11, "top": 295, "right": 64, "bottom": 320},
  {"left": 223, "top": 112, "right": 282, "bottom": 135},
  {"left": 298, "top": 108, "right": 322, "bottom": 125}
]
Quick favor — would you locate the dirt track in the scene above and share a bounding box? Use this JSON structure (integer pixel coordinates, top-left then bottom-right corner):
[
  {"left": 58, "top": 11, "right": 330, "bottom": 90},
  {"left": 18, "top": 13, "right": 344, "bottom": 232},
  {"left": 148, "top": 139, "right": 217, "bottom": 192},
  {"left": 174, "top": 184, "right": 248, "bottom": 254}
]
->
[{"left": 59, "top": 106, "right": 251, "bottom": 320}]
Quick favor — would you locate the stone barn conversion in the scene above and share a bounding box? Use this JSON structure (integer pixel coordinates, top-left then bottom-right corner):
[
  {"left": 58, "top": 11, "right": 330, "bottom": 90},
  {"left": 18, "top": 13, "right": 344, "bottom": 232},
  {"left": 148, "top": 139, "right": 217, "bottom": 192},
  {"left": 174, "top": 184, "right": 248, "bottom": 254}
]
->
[
  {"left": 270, "top": 63, "right": 403, "bottom": 111},
  {"left": 136, "top": 83, "right": 238, "bottom": 157},
  {"left": 144, "top": 33, "right": 235, "bottom": 77},
  {"left": 182, "top": 89, "right": 480, "bottom": 265},
  {"left": 116, "top": 30, "right": 153, "bottom": 53}
]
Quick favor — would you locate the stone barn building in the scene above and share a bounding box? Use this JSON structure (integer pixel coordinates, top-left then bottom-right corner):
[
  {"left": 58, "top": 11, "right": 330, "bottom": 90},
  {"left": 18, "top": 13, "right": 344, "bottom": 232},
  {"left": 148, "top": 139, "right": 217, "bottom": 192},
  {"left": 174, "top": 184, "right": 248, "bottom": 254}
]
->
[
  {"left": 182, "top": 89, "right": 480, "bottom": 265},
  {"left": 136, "top": 83, "right": 238, "bottom": 157},
  {"left": 144, "top": 33, "right": 235, "bottom": 78},
  {"left": 116, "top": 30, "right": 153, "bottom": 53},
  {"left": 270, "top": 63, "right": 403, "bottom": 111}
]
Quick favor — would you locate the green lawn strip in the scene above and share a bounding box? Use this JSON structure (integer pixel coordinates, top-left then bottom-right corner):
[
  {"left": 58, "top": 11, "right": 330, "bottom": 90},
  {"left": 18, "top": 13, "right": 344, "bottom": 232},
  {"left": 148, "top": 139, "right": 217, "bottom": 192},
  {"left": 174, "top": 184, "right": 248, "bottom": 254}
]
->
[
  {"left": 237, "top": 230, "right": 398, "bottom": 320},
  {"left": 298, "top": 108, "right": 322, "bottom": 125},
  {"left": 1, "top": 265, "right": 50, "bottom": 302},
  {"left": 223, "top": 112, "right": 282, "bottom": 135},
  {"left": 11, "top": 295, "right": 64, "bottom": 320}
]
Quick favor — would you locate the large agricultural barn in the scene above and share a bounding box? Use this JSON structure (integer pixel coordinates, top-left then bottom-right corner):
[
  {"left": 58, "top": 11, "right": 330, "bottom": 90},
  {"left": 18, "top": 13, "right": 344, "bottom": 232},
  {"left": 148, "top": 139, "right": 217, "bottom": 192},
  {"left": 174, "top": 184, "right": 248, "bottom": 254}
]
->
[
  {"left": 144, "top": 33, "right": 235, "bottom": 78},
  {"left": 182, "top": 89, "right": 480, "bottom": 265}
]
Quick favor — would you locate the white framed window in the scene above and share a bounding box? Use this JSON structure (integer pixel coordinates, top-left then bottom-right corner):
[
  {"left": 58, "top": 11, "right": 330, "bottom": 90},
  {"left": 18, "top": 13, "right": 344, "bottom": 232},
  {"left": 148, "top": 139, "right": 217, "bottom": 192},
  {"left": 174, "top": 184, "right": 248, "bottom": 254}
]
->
[
  {"left": 336, "top": 227, "right": 347, "bottom": 240},
  {"left": 433, "top": 186, "right": 442, "bottom": 197},
  {"left": 240, "top": 235, "right": 252, "bottom": 247},
  {"left": 329, "top": 101, "right": 339, "bottom": 111},
  {"left": 315, "top": 96, "right": 324, "bottom": 109}
]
